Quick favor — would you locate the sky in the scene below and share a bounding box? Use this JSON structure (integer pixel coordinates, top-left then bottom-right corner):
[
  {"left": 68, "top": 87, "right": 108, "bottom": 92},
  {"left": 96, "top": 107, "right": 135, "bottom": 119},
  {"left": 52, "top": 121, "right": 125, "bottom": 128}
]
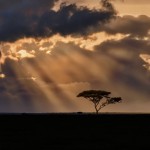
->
[{"left": 0, "top": 0, "right": 150, "bottom": 113}]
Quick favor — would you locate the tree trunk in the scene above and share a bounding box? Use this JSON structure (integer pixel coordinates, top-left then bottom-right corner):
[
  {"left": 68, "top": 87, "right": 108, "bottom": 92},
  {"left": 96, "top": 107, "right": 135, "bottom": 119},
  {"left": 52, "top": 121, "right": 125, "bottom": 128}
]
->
[
  {"left": 96, "top": 109, "right": 99, "bottom": 114},
  {"left": 94, "top": 103, "right": 99, "bottom": 114}
]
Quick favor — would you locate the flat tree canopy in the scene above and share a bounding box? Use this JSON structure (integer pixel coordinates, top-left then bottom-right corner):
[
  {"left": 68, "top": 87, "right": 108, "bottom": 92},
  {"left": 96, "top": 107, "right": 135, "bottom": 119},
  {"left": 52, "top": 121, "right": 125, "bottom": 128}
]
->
[
  {"left": 77, "top": 90, "right": 111, "bottom": 99},
  {"left": 77, "top": 90, "right": 122, "bottom": 114}
]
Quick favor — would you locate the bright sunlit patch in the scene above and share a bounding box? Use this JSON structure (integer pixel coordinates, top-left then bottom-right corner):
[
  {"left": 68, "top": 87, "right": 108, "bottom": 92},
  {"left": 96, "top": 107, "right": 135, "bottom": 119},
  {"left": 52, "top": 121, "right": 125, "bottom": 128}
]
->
[
  {"left": 79, "top": 32, "right": 127, "bottom": 50},
  {"left": 143, "top": 37, "right": 149, "bottom": 41},
  {"left": 46, "top": 50, "right": 52, "bottom": 55},
  {"left": 140, "top": 54, "right": 150, "bottom": 64},
  {"left": 30, "top": 50, "right": 36, "bottom": 54},
  {"left": 39, "top": 47, "right": 47, "bottom": 51},
  {"left": 31, "top": 76, "right": 37, "bottom": 81},
  {"left": 140, "top": 54, "right": 150, "bottom": 70},
  {"left": 17, "top": 49, "right": 35, "bottom": 59},
  {"left": 0, "top": 73, "right": 5, "bottom": 78}
]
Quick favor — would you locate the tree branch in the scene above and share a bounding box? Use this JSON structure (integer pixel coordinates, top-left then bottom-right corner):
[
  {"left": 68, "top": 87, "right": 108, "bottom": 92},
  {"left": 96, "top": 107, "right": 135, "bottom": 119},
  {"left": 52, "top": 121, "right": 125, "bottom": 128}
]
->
[{"left": 98, "top": 101, "right": 109, "bottom": 111}]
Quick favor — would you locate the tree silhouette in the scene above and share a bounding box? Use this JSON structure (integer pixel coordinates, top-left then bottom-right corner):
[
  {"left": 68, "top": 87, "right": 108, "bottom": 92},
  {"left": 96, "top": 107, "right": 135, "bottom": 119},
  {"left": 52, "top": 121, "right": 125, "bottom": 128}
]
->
[{"left": 77, "top": 90, "right": 122, "bottom": 114}]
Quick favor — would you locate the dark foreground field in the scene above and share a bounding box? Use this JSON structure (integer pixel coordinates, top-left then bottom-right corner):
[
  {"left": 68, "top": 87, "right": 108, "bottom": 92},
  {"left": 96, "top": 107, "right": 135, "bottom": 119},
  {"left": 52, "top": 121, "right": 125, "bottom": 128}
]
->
[{"left": 0, "top": 113, "right": 150, "bottom": 149}]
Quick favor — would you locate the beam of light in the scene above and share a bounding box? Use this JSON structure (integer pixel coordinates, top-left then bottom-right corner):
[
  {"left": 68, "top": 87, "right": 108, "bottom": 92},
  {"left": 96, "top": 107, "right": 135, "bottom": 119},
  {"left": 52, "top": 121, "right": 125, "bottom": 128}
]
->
[
  {"left": 53, "top": 46, "right": 116, "bottom": 82},
  {"left": 25, "top": 48, "right": 113, "bottom": 110},
  {"left": 1, "top": 58, "right": 60, "bottom": 112},
  {"left": 0, "top": 33, "right": 127, "bottom": 112},
  {"left": 18, "top": 57, "right": 79, "bottom": 112},
  {"left": 12, "top": 46, "right": 109, "bottom": 111}
]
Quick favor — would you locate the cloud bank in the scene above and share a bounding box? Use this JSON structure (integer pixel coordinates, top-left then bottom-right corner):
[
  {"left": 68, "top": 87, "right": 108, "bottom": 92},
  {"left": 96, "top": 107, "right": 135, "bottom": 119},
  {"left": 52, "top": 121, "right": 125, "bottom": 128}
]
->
[
  {"left": 0, "top": 0, "right": 116, "bottom": 42},
  {"left": 102, "top": 15, "right": 150, "bottom": 37}
]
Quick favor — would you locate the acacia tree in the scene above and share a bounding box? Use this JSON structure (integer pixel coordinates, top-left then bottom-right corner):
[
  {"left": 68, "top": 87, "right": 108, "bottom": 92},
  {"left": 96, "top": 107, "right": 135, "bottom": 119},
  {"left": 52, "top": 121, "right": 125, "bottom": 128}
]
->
[{"left": 77, "top": 90, "right": 122, "bottom": 114}]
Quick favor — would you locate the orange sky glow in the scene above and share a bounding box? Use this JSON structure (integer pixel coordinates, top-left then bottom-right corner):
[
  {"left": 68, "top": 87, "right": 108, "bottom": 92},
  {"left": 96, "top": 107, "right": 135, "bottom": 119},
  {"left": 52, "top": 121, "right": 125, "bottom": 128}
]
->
[{"left": 0, "top": 0, "right": 150, "bottom": 113}]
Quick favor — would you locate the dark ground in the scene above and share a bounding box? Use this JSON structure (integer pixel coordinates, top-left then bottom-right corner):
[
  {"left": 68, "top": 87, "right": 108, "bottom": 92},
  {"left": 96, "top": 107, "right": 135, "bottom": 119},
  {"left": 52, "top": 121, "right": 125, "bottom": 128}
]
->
[{"left": 0, "top": 113, "right": 150, "bottom": 149}]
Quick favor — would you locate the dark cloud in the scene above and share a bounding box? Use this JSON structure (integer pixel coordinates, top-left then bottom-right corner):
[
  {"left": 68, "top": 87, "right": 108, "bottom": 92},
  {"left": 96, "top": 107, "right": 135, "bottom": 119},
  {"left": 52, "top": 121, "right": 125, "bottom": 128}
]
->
[
  {"left": 102, "top": 15, "right": 150, "bottom": 37},
  {"left": 0, "top": 0, "right": 57, "bottom": 13},
  {"left": 94, "top": 37, "right": 150, "bottom": 98},
  {"left": 94, "top": 37, "right": 150, "bottom": 70},
  {"left": 0, "top": 0, "right": 58, "bottom": 42},
  {"left": 95, "top": 37, "right": 150, "bottom": 56},
  {"left": 0, "top": 0, "right": 116, "bottom": 42}
]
